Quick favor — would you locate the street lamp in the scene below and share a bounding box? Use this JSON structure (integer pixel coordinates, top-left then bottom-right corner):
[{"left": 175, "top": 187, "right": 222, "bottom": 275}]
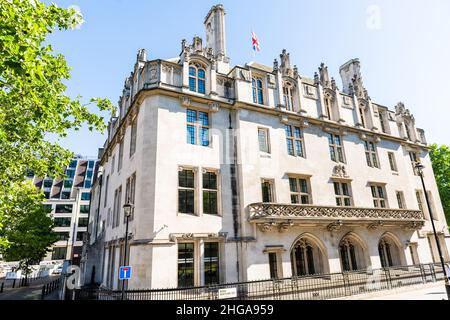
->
[
  {"left": 415, "top": 163, "right": 450, "bottom": 299},
  {"left": 121, "top": 200, "right": 133, "bottom": 300}
]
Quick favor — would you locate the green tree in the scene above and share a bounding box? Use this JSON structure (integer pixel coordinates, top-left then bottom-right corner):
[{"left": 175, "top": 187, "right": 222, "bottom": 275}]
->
[
  {"left": 429, "top": 144, "right": 450, "bottom": 228},
  {"left": 0, "top": 181, "right": 57, "bottom": 283},
  {"left": 0, "top": 1, "right": 114, "bottom": 247}
]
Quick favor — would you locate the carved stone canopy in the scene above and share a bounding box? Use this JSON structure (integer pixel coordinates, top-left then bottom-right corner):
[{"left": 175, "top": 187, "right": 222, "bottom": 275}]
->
[{"left": 280, "top": 49, "right": 294, "bottom": 77}]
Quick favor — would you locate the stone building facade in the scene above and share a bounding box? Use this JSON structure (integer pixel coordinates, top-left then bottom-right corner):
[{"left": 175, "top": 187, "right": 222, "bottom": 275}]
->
[{"left": 84, "top": 4, "right": 450, "bottom": 290}]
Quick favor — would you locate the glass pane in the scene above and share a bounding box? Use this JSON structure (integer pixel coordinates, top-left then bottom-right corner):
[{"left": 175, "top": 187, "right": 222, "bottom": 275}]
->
[
  {"left": 189, "top": 77, "right": 196, "bottom": 92},
  {"left": 336, "top": 198, "right": 342, "bottom": 206},
  {"left": 342, "top": 183, "right": 349, "bottom": 196},
  {"left": 299, "top": 179, "right": 308, "bottom": 193},
  {"left": 204, "top": 242, "right": 219, "bottom": 285},
  {"left": 186, "top": 125, "right": 196, "bottom": 145},
  {"left": 337, "top": 148, "right": 344, "bottom": 162},
  {"left": 301, "top": 195, "right": 309, "bottom": 204},
  {"left": 329, "top": 147, "right": 336, "bottom": 161},
  {"left": 327, "top": 133, "right": 334, "bottom": 145},
  {"left": 291, "top": 194, "right": 299, "bottom": 204},
  {"left": 179, "top": 170, "right": 194, "bottom": 188},
  {"left": 198, "top": 68, "right": 205, "bottom": 79},
  {"left": 203, "top": 172, "right": 217, "bottom": 189},
  {"left": 295, "top": 140, "right": 303, "bottom": 157},
  {"left": 289, "top": 178, "right": 297, "bottom": 192},
  {"left": 286, "top": 139, "right": 294, "bottom": 156},
  {"left": 203, "top": 191, "right": 217, "bottom": 215},
  {"left": 334, "top": 182, "right": 340, "bottom": 195},
  {"left": 199, "top": 112, "right": 209, "bottom": 126},
  {"left": 189, "top": 67, "right": 196, "bottom": 76},
  {"left": 285, "top": 125, "right": 293, "bottom": 137},
  {"left": 258, "top": 129, "right": 268, "bottom": 152},
  {"left": 294, "top": 127, "right": 302, "bottom": 139},
  {"left": 186, "top": 109, "right": 197, "bottom": 123},
  {"left": 198, "top": 79, "right": 205, "bottom": 94},
  {"left": 344, "top": 198, "right": 351, "bottom": 206},
  {"left": 200, "top": 127, "right": 209, "bottom": 146},
  {"left": 377, "top": 186, "right": 384, "bottom": 198},
  {"left": 334, "top": 135, "right": 341, "bottom": 145}
]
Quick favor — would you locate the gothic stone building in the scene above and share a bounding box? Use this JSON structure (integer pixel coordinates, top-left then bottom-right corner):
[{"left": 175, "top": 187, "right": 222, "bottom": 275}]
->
[{"left": 83, "top": 4, "right": 450, "bottom": 290}]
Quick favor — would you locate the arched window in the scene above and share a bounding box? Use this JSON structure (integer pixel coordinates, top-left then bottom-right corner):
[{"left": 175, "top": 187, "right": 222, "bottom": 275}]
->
[
  {"left": 291, "top": 237, "right": 326, "bottom": 276},
  {"left": 189, "top": 63, "right": 206, "bottom": 94},
  {"left": 339, "top": 236, "right": 367, "bottom": 272},
  {"left": 378, "top": 235, "right": 403, "bottom": 268},
  {"left": 283, "top": 83, "right": 294, "bottom": 111},
  {"left": 325, "top": 98, "right": 332, "bottom": 120},
  {"left": 252, "top": 78, "right": 263, "bottom": 104}
]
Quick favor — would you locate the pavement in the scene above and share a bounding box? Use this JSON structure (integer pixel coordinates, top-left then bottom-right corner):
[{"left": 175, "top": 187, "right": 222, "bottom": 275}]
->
[
  {"left": 335, "top": 281, "right": 449, "bottom": 300},
  {"left": 0, "top": 276, "right": 61, "bottom": 300}
]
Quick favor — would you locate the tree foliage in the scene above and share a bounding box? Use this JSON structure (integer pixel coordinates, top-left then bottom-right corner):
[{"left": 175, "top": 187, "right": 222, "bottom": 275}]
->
[
  {"left": 0, "top": 181, "right": 57, "bottom": 274},
  {"left": 0, "top": 0, "right": 114, "bottom": 250},
  {"left": 429, "top": 144, "right": 450, "bottom": 227}
]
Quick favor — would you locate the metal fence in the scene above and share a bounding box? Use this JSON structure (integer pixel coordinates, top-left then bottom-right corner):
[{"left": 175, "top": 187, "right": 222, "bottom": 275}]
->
[
  {"left": 0, "top": 274, "right": 51, "bottom": 292},
  {"left": 41, "top": 276, "right": 64, "bottom": 299},
  {"left": 67, "top": 262, "right": 449, "bottom": 300}
]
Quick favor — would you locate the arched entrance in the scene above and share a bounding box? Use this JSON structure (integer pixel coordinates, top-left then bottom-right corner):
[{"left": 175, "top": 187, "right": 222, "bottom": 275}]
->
[
  {"left": 291, "top": 234, "right": 327, "bottom": 276},
  {"left": 378, "top": 233, "right": 404, "bottom": 267},
  {"left": 339, "top": 233, "right": 369, "bottom": 272}
]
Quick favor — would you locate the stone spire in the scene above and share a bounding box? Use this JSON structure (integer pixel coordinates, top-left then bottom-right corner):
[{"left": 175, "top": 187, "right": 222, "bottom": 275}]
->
[{"left": 204, "top": 4, "right": 227, "bottom": 59}]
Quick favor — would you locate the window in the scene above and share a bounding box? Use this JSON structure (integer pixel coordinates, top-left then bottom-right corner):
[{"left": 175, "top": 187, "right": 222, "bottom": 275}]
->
[
  {"left": 125, "top": 173, "right": 136, "bottom": 221},
  {"left": 78, "top": 217, "right": 89, "bottom": 227},
  {"left": 324, "top": 98, "right": 332, "bottom": 120},
  {"left": 186, "top": 109, "right": 209, "bottom": 146},
  {"left": 378, "top": 111, "right": 387, "bottom": 133},
  {"left": 396, "top": 191, "right": 406, "bottom": 209},
  {"left": 359, "top": 106, "right": 366, "bottom": 128},
  {"left": 81, "top": 192, "right": 91, "bottom": 201},
  {"left": 370, "top": 184, "right": 387, "bottom": 208},
  {"left": 69, "top": 160, "right": 77, "bottom": 168},
  {"left": 55, "top": 204, "right": 73, "bottom": 214},
  {"left": 104, "top": 175, "right": 109, "bottom": 208},
  {"left": 261, "top": 179, "right": 274, "bottom": 203},
  {"left": 189, "top": 64, "right": 206, "bottom": 94},
  {"left": 63, "top": 179, "right": 73, "bottom": 189},
  {"left": 84, "top": 179, "right": 92, "bottom": 188},
  {"left": 43, "top": 204, "right": 52, "bottom": 213},
  {"left": 258, "top": 128, "right": 270, "bottom": 153},
  {"left": 88, "top": 160, "right": 95, "bottom": 169},
  {"left": 409, "top": 152, "right": 420, "bottom": 175},
  {"left": 44, "top": 192, "right": 50, "bottom": 199},
  {"left": 378, "top": 239, "right": 394, "bottom": 268},
  {"left": 388, "top": 152, "right": 398, "bottom": 172},
  {"left": 285, "top": 125, "right": 305, "bottom": 157},
  {"left": 203, "top": 171, "right": 218, "bottom": 215},
  {"left": 130, "top": 118, "right": 137, "bottom": 157},
  {"left": 292, "top": 239, "right": 316, "bottom": 276},
  {"left": 66, "top": 169, "right": 75, "bottom": 179},
  {"left": 289, "top": 177, "right": 310, "bottom": 204},
  {"left": 76, "top": 232, "right": 85, "bottom": 241},
  {"left": 60, "top": 192, "right": 71, "bottom": 200},
  {"left": 51, "top": 247, "right": 67, "bottom": 260},
  {"left": 118, "top": 140, "right": 124, "bottom": 171},
  {"left": 340, "top": 239, "right": 358, "bottom": 271},
  {"left": 111, "top": 155, "right": 115, "bottom": 174},
  {"left": 54, "top": 217, "right": 71, "bottom": 227},
  {"left": 334, "top": 182, "right": 352, "bottom": 206},
  {"left": 252, "top": 78, "right": 263, "bottom": 104},
  {"left": 178, "top": 243, "right": 195, "bottom": 288},
  {"left": 328, "top": 133, "right": 345, "bottom": 163},
  {"left": 55, "top": 232, "right": 70, "bottom": 241},
  {"left": 178, "top": 169, "right": 195, "bottom": 214},
  {"left": 268, "top": 252, "right": 279, "bottom": 279},
  {"left": 86, "top": 170, "right": 93, "bottom": 179},
  {"left": 43, "top": 179, "right": 53, "bottom": 188},
  {"left": 112, "top": 186, "right": 122, "bottom": 228},
  {"left": 364, "top": 141, "right": 379, "bottom": 168},
  {"left": 204, "top": 242, "right": 220, "bottom": 285},
  {"left": 80, "top": 205, "right": 90, "bottom": 214},
  {"left": 283, "top": 85, "right": 294, "bottom": 111}
]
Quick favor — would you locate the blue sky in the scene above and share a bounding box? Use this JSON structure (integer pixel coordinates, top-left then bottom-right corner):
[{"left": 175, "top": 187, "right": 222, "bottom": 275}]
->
[{"left": 46, "top": 0, "right": 450, "bottom": 157}]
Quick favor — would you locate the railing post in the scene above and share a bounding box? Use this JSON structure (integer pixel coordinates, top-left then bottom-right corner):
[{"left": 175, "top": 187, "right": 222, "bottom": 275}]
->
[
  {"left": 419, "top": 264, "right": 426, "bottom": 284},
  {"left": 430, "top": 263, "right": 437, "bottom": 282},
  {"left": 385, "top": 268, "right": 392, "bottom": 289},
  {"left": 12, "top": 279, "right": 16, "bottom": 288},
  {"left": 343, "top": 272, "right": 351, "bottom": 296},
  {"left": 0, "top": 282, "right": 4, "bottom": 293}
]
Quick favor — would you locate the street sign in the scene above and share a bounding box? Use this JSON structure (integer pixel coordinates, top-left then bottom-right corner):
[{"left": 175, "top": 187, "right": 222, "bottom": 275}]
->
[
  {"left": 218, "top": 287, "right": 237, "bottom": 299},
  {"left": 119, "top": 266, "right": 132, "bottom": 280}
]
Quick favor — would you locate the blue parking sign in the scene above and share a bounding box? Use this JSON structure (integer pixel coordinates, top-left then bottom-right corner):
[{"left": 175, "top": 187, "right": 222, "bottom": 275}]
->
[{"left": 119, "top": 266, "right": 132, "bottom": 280}]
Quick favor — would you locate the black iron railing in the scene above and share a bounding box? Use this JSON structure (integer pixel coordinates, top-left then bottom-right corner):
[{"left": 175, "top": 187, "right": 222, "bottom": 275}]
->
[
  {"left": 41, "top": 276, "right": 64, "bottom": 299},
  {"left": 66, "top": 262, "right": 449, "bottom": 300}
]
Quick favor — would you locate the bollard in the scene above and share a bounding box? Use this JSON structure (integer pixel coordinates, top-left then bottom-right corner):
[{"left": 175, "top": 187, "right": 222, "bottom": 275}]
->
[
  {"left": 0, "top": 282, "right": 4, "bottom": 293},
  {"left": 12, "top": 279, "right": 16, "bottom": 288}
]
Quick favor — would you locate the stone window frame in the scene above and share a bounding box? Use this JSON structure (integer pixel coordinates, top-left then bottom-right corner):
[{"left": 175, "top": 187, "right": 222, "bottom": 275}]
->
[
  {"left": 285, "top": 124, "right": 306, "bottom": 158},
  {"left": 333, "top": 180, "right": 353, "bottom": 207},
  {"left": 261, "top": 178, "right": 276, "bottom": 203},
  {"left": 327, "top": 133, "right": 346, "bottom": 164},
  {"left": 186, "top": 108, "right": 210, "bottom": 147},
  {"left": 189, "top": 62, "right": 207, "bottom": 94},
  {"left": 201, "top": 168, "right": 221, "bottom": 216},
  {"left": 388, "top": 152, "right": 398, "bottom": 172},
  {"left": 282, "top": 81, "right": 295, "bottom": 111},
  {"left": 288, "top": 175, "right": 312, "bottom": 205},
  {"left": 263, "top": 246, "right": 285, "bottom": 279},
  {"left": 369, "top": 183, "right": 388, "bottom": 208},
  {"left": 395, "top": 190, "right": 406, "bottom": 209},
  {"left": 251, "top": 73, "right": 265, "bottom": 105},
  {"left": 363, "top": 140, "right": 380, "bottom": 169},
  {"left": 257, "top": 127, "right": 270, "bottom": 154},
  {"left": 177, "top": 166, "right": 198, "bottom": 216}
]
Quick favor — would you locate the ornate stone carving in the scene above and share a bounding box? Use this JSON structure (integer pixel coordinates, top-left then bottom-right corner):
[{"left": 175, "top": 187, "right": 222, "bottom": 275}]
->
[
  {"left": 280, "top": 49, "right": 293, "bottom": 77},
  {"left": 182, "top": 233, "right": 194, "bottom": 240},
  {"left": 332, "top": 165, "right": 348, "bottom": 178},
  {"left": 403, "top": 221, "right": 424, "bottom": 231},
  {"left": 258, "top": 222, "right": 276, "bottom": 232},
  {"left": 319, "top": 63, "right": 330, "bottom": 88},
  {"left": 248, "top": 203, "right": 424, "bottom": 222},
  {"left": 279, "top": 114, "right": 289, "bottom": 124},
  {"left": 279, "top": 220, "right": 294, "bottom": 232},
  {"left": 327, "top": 220, "right": 343, "bottom": 232},
  {"left": 267, "top": 74, "right": 276, "bottom": 86},
  {"left": 208, "top": 101, "right": 220, "bottom": 113},
  {"left": 180, "top": 95, "right": 191, "bottom": 107},
  {"left": 367, "top": 221, "right": 384, "bottom": 230}
]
